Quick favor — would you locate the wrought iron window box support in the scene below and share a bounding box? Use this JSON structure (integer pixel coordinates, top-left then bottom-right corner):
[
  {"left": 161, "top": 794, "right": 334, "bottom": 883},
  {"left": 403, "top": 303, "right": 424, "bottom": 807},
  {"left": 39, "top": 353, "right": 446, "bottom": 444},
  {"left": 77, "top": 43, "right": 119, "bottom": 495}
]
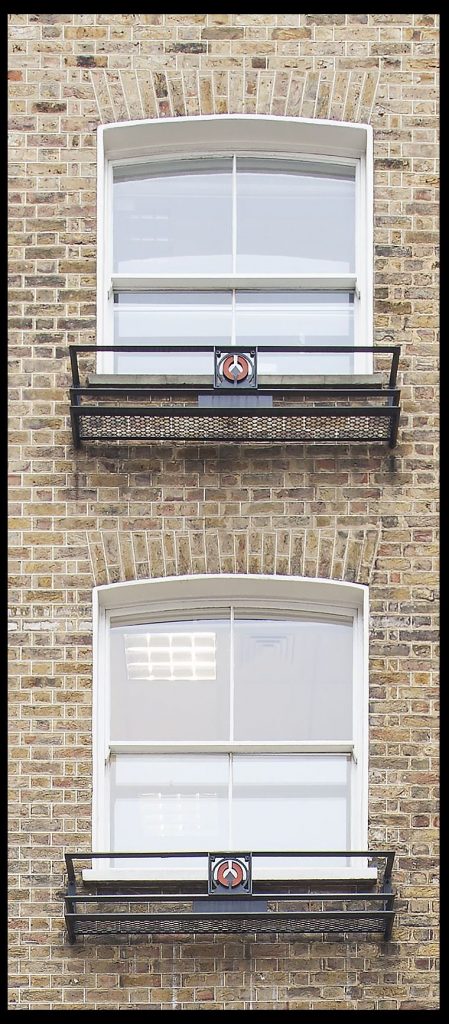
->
[
  {"left": 69, "top": 345, "right": 400, "bottom": 448},
  {"left": 63, "top": 850, "right": 396, "bottom": 944}
]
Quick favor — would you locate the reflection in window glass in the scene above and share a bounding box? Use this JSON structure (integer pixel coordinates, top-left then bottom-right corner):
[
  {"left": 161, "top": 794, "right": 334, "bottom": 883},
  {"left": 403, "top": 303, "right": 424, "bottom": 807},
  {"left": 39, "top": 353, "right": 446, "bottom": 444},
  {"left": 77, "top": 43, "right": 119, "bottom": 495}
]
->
[
  {"left": 113, "top": 157, "right": 356, "bottom": 276},
  {"left": 112, "top": 291, "right": 354, "bottom": 374},
  {"left": 113, "top": 291, "right": 231, "bottom": 374},
  {"left": 110, "top": 613, "right": 354, "bottom": 742},
  {"left": 111, "top": 754, "right": 229, "bottom": 855},
  {"left": 110, "top": 619, "right": 231, "bottom": 742},
  {"left": 236, "top": 158, "right": 355, "bottom": 273},
  {"left": 236, "top": 292, "right": 355, "bottom": 374},
  {"left": 233, "top": 617, "right": 353, "bottom": 741},
  {"left": 110, "top": 753, "right": 351, "bottom": 860},
  {"left": 232, "top": 754, "right": 351, "bottom": 855},
  {"left": 113, "top": 159, "right": 233, "bottom": 274},
  {"left": 124, "top": 631, "right": 217, "bottom": 682}
]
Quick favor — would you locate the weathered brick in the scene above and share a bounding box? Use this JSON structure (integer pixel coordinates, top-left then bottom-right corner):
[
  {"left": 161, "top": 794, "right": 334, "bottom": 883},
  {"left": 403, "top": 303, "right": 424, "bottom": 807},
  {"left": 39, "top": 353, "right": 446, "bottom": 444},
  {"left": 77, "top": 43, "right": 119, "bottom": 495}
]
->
[{"left": 7, "top": 10, "right": 439, "bottom": 1014}]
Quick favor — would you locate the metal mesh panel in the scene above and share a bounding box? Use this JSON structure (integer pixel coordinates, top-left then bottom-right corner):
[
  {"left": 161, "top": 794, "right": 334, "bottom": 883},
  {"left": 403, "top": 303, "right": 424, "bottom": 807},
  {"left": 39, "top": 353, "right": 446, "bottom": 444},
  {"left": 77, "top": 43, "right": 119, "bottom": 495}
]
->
[
  {"left": 77, "top": 411, "right": 393, "bottom": 443},
  {"left": 73, "top": 915, "right": 387, "bottom": 938}
]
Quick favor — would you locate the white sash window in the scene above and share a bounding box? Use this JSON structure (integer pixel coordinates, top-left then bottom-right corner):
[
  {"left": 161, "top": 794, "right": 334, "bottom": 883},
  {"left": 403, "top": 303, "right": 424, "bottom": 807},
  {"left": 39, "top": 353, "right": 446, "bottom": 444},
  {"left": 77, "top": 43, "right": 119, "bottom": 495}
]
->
[
  {"left": 89, "top": 575, "right": 372, "bottom": 881},
  {"left": 98, "top": 116, "right": 373, "bottom": 377}
]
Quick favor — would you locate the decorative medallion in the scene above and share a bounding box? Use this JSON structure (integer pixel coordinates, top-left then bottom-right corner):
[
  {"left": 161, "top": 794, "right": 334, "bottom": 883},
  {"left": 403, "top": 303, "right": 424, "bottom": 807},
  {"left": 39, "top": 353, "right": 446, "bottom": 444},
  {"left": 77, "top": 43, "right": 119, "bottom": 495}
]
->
[
  {"left": 214, "top": 349, "right": 257, "bottom": 388},
  {"left": 208, "top": 854, "right": 252, "bottom": 894}
]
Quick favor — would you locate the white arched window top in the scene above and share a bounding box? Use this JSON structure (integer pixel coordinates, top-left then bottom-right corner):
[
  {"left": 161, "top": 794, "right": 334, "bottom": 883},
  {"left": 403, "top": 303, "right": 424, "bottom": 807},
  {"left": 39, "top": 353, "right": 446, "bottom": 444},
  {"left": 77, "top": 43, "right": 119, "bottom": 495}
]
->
[
  {"left": 97, "top": 115, "right": 373, "bottom": 377},
  {"left": 89, "top": 574, "right": 372, "bottom": 882}
]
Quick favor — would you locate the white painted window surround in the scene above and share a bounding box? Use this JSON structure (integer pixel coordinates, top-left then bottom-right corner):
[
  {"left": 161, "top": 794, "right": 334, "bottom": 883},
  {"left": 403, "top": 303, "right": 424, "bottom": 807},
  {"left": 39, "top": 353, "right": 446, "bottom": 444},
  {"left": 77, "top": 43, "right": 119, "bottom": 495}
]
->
[
  {"left": 87, "top": 574, "right": 374, "bottom": 882},
  {"left": 97, "top": 115, "right": 373, "bottom": 377}
]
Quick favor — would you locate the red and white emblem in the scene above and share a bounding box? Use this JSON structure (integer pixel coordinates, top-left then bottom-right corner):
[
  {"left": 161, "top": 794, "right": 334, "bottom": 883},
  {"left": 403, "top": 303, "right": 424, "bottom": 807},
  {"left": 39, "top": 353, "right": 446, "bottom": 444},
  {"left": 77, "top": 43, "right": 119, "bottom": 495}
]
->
[
  {"left": 209, "top": 854, "right": 252, "bottom": 894},
  {"left": 222, "top": 354, "right": 250, "bottom": 383},
  {"left": 215, "top": 350, "right": 256, "bottom": 389},
  {"left": 214, "top": 858, "right": 246, "bottom": 888}
]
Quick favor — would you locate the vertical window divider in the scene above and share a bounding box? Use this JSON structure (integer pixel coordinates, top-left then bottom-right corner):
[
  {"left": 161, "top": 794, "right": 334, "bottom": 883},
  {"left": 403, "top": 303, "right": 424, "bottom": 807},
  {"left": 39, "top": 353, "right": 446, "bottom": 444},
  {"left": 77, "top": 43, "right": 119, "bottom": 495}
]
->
[
  {"left": 228, "top": 753, "right": 234, "bottom": 849},
  {"left": 231, "top": 290, "right": 236, "bottom": 347},
  {"left": 232, "top": 154, "right": 237, "bottom": 276},
  {"left": 230, "top": 603, "right": 235, "bottom": 742},
  {"left": 232, "top": 155, "right": 237, "bottom": 345}
]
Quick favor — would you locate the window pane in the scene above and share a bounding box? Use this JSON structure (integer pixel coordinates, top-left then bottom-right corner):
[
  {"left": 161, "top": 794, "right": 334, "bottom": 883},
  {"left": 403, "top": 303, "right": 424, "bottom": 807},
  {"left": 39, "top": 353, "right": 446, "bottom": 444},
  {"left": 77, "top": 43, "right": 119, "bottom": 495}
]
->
[
  {"left": 236, "top": 291, "right": 355, "bottom": 374},
  {"left": 110, "top": 619, "right": 231, "bottom": 741},
  {"left": 236, "top": 158, "right": 355, "bottom": 273},
  {"left": 232, "top": 754, "right": 351, "bottom": 859},
  {"left": 113, "top": 291, "right": 232, "bottom": 374},
  {"left": 111, "top": 754, "right": 228, "bottom": 854},
  {"left": 113, "top": 159, "right": 233, "bottom": 273},
  {"left": 233, "top": 617, "right": 353, "bottom": 740}
]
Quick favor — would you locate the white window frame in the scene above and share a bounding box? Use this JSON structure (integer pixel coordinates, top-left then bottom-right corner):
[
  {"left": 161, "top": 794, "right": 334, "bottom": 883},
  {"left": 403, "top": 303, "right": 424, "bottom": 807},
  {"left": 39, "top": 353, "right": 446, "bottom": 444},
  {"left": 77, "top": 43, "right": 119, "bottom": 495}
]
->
[
  {"left": 87, "top": 574, "right": 374, "bottom": 882},
  {"left": 97, "top": 115, "right": 373, "bottom": 375}
]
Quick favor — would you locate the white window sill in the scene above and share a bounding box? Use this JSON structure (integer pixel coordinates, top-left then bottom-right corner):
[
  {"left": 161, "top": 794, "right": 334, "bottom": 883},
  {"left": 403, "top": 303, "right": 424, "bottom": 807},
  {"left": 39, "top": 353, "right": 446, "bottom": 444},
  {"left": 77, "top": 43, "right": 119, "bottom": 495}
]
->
[{"left": 82, "top": 866, "right": 378, "bottom": 884}]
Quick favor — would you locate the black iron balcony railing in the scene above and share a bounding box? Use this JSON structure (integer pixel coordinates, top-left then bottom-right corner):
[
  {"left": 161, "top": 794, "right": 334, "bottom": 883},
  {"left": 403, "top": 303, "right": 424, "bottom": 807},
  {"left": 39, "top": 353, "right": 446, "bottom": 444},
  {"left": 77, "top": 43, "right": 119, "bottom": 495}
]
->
[
  {"left": 69, "top": 345, "right": 401, "bottom": 448},
  {"left": 63, "top": 850, "right": 396, "bottom": 944}
]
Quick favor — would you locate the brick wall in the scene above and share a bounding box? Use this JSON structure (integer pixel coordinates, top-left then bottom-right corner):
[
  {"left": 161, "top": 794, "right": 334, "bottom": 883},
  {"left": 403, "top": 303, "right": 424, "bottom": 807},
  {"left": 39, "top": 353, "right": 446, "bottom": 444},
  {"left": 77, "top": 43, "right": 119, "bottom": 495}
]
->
[{"left": 8, "top": 12, "right": 439, "bottom": 1010}]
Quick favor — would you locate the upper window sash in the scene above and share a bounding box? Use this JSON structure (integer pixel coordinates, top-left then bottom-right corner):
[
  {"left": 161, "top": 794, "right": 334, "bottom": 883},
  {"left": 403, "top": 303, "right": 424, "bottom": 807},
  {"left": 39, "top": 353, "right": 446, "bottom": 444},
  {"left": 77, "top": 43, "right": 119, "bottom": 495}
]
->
[
  {"left": 97, "top": 116, "right": 373, "bottom": 370},
  {"left": 96, "top": 579, "right": 367, "bottom": 762},
  {"left": 108, "top": 152, "right": 359, "bottom": 287},
  {"left": 109, "top": 606, "right": 356, "bottom": 746}
]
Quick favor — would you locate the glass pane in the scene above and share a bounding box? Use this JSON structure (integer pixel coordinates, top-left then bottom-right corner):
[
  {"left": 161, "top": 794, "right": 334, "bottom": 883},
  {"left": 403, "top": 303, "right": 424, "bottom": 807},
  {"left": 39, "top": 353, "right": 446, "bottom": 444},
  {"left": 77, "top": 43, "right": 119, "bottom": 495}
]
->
[
  {"left": 236, "top": 158, "right": 355, "bottom": 273},
  {"left": 236, "top": 291, "right": 355, "bottom": 374},
  {"left": 110, "top": 619, "right": 231, "bottom": 741},
  {"left": 113, "top": 291, "right": 232, "bottom": 374},
  {"left": 232, "top": 754, "right": 351, "bottom": 861},
  {"left": 113, "top": 159, "right": 233, "bottom": 273},
  {"left": 111, "top": 754, "right": 228, "bottom": 856},
  {"left": 233, "top": 616, "right": 353, "bottom": 740}
]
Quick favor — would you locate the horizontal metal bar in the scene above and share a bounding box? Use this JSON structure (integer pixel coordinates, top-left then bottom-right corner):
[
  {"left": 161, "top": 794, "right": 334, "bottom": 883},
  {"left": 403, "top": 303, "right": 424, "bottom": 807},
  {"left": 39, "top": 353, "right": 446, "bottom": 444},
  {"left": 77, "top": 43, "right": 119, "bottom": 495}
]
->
[
  {"left": 70, "top": 344, "right": 399, "bottom": 354},
  {"left": 65, "top": 850, "right": 395, "bottom": 861},
  {"left": 75, "top": 437, "right": 395, "bottom": 448},
  {"left": 64, "top": 891, "right": 394, "bottom": 903},
  {"left": 71, "top": 386, "right": 400, "bottom": 400},
  {"left": 72, "top": 405, "right": 397, "bottom": 419},
  {"left": 76, "top": 437, "right": 395, "bottom": 447},
  {"left": 77, "top": 436, "right": 395, "bottom": 444}
]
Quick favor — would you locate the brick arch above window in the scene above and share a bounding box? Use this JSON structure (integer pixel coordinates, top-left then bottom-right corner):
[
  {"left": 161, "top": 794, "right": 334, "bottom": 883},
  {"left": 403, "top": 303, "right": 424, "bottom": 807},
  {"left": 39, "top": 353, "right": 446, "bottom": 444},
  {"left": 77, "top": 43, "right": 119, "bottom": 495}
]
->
[
  {"left": 89, "top": 68, "right": 380, "bottom": 125},
  {"left": 86, "top": 526, "right": 380, "bottom": 588}
]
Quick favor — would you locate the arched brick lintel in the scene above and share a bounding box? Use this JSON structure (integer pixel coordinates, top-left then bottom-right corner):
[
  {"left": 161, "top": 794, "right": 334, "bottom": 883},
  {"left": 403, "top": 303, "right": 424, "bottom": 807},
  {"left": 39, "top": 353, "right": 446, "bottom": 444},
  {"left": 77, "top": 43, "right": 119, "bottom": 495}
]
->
[
  {"left": 90, "top": 67, "right": 380, "bottom": 124},
  {"left": 86, "top": 528, "right": 380, "bottom": 588}
]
